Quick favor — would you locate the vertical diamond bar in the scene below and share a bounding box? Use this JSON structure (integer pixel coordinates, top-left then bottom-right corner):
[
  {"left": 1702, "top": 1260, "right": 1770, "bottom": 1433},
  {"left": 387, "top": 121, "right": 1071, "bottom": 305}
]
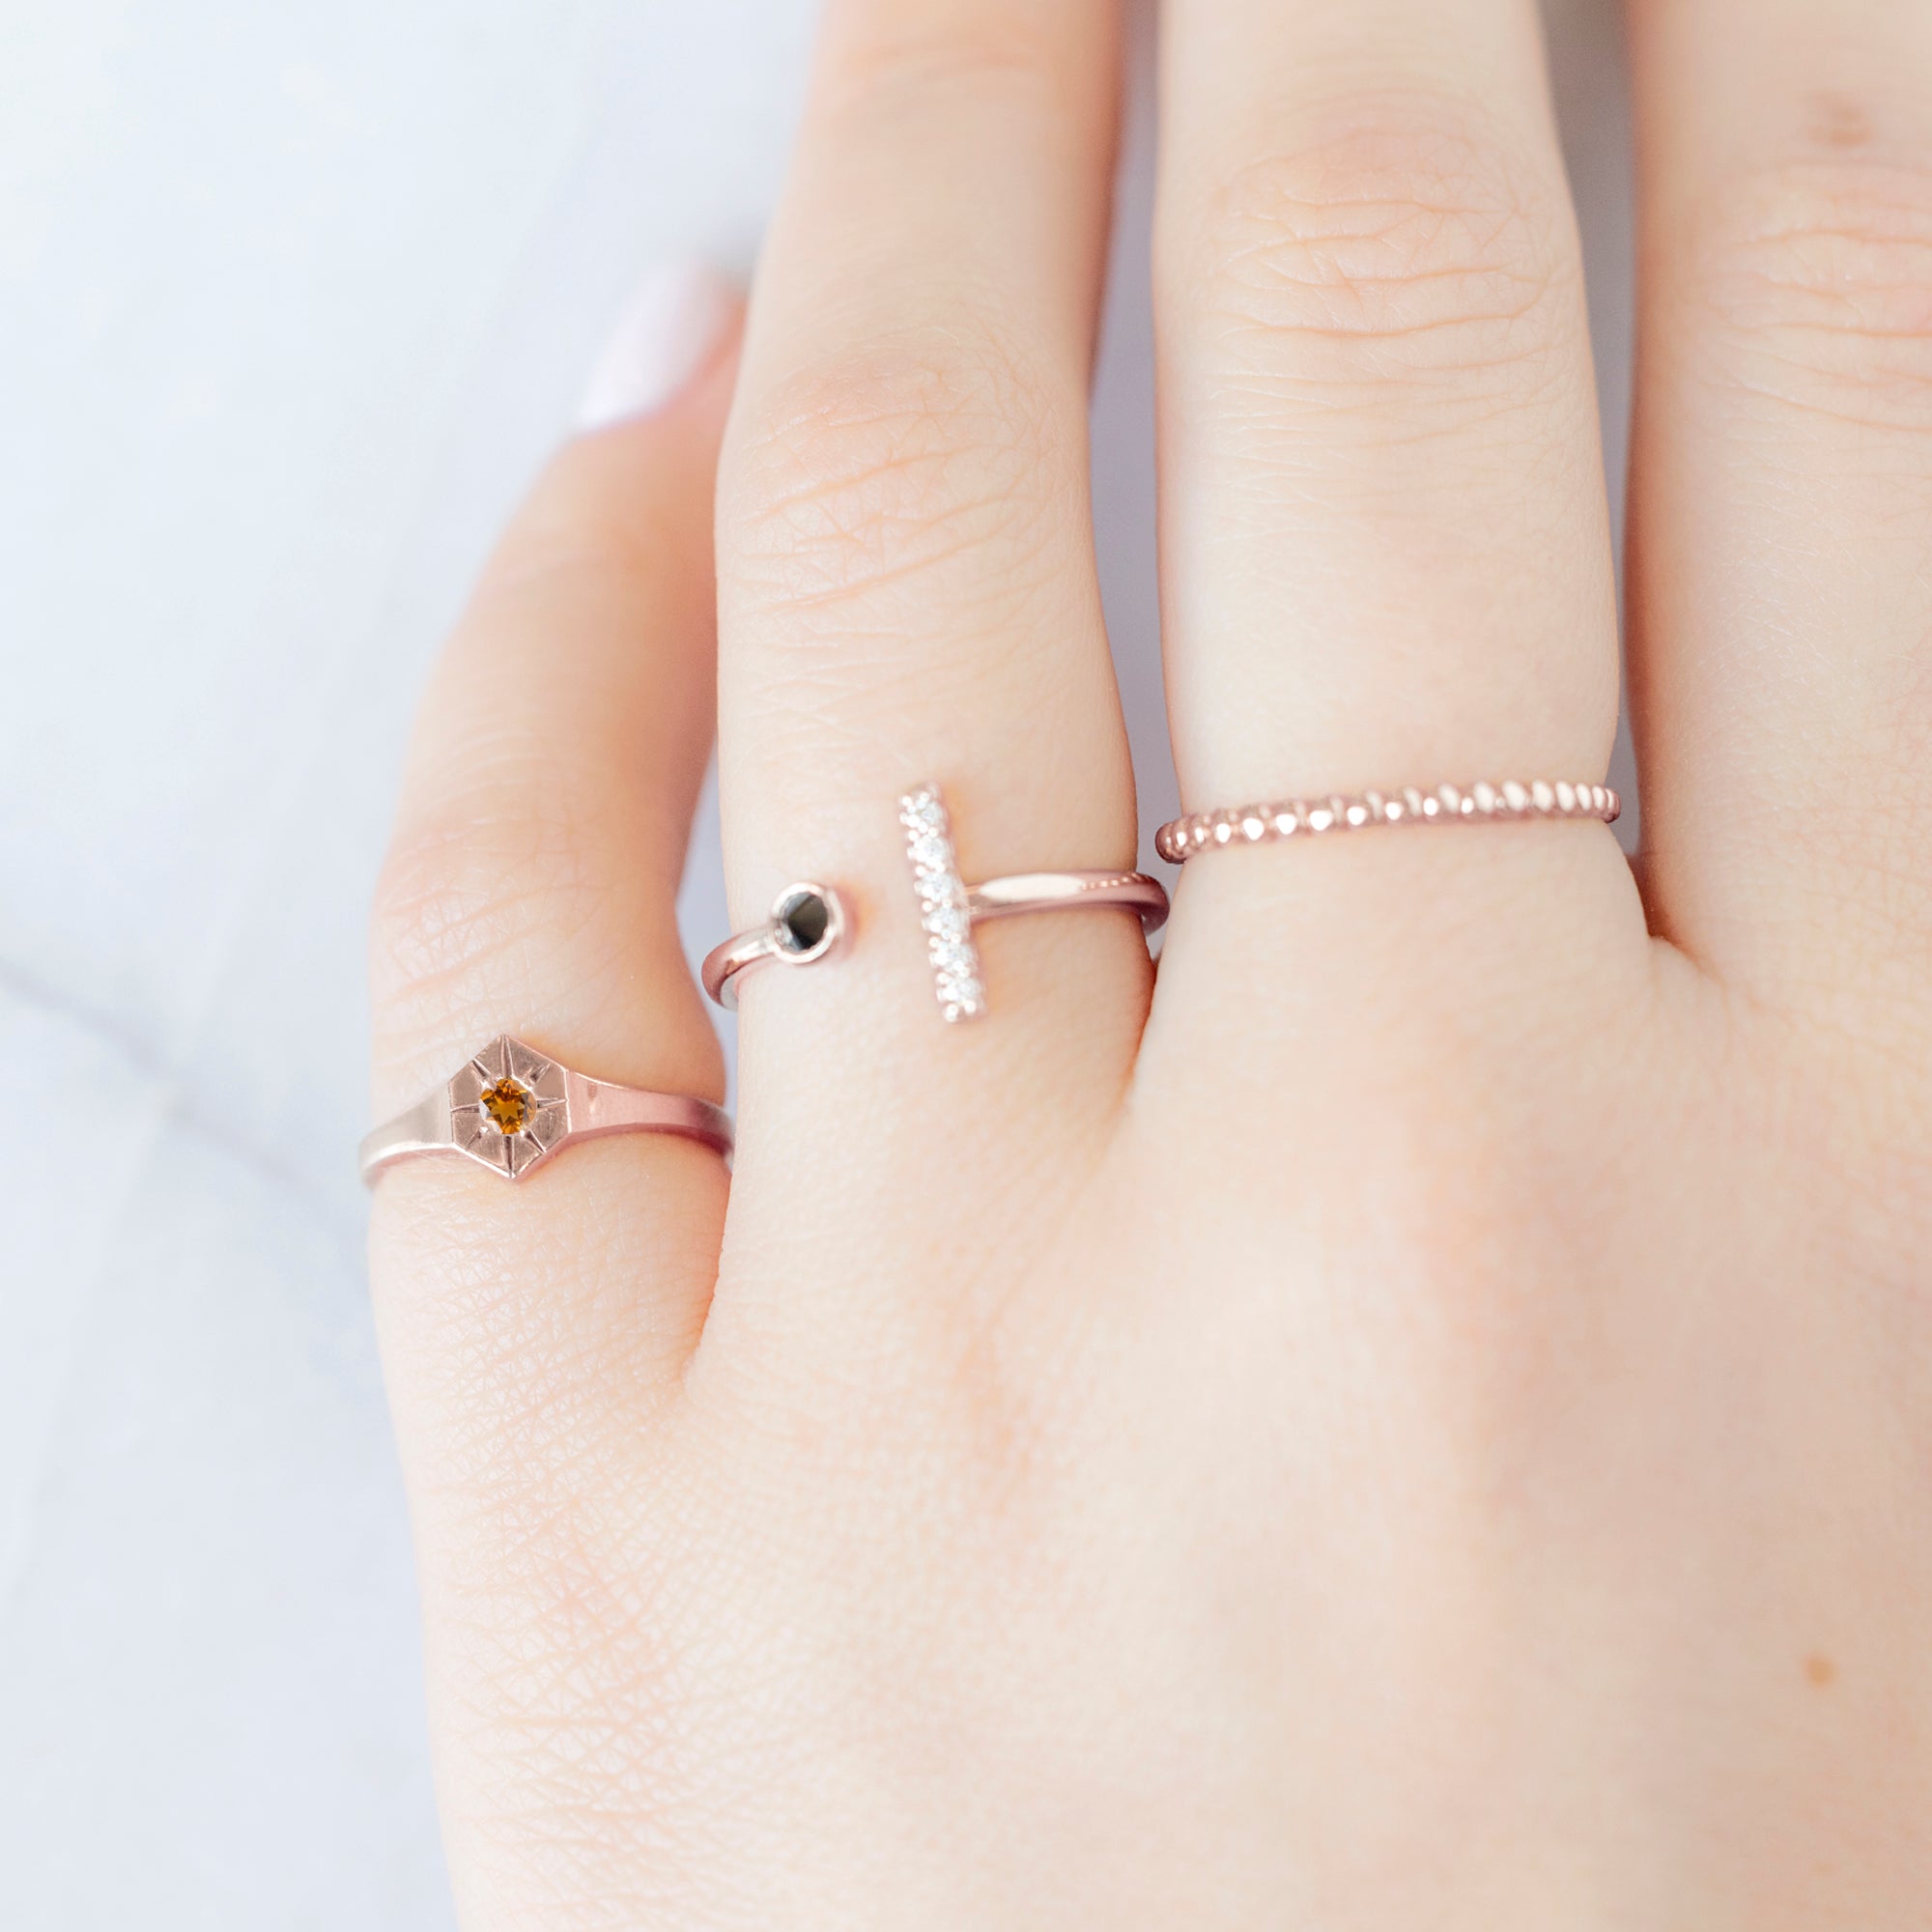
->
[{"left": 899, "top": 783, "right": 986, "bottom": 1022}]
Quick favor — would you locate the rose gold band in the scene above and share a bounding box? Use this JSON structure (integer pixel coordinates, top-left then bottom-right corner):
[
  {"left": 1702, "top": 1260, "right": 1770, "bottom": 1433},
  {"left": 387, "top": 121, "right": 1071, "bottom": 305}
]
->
[
  {"left": 965, "top": 871, "right": 1170, "bottom": 926},
  {"left": 359, "top": 1034, "right": 731, "bottom": 1185},
  {"left": 700, "top": 869, "right": 1170, "bottom": 1017},
  {"left": 702, "top": 784, "right": 1170, "bottom": 1023},
  {"left": 1155, "top": 779, "right": 1620, "bottom": 864}
]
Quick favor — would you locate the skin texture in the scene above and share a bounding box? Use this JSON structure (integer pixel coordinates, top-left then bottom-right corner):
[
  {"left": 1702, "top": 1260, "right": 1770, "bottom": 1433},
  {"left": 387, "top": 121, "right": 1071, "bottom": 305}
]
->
[{"left": 368, "top": 0, "right": 1932, "bottom": 1924}]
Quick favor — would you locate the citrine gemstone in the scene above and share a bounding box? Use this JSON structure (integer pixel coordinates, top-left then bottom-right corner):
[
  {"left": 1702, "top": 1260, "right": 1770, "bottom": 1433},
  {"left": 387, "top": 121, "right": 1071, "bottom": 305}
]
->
[{"left": 480, "top": 1077, "right": 534, "bottom": 1135}]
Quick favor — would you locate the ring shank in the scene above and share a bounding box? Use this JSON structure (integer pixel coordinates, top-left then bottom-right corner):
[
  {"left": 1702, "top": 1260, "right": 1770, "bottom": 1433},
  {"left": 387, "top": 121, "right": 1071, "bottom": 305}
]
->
[
  {"left": 560, "top": 1071, "right": 733, "bottom": 1152},
  {"left": 701, "top": 929, "right": 778, "bottom": 1010},
  {"left": 968, "top": 870, "right": 1169, "bottom": 933},
  {"left": 357, "top": 1094, "right": 448, "bottom": 1181}
]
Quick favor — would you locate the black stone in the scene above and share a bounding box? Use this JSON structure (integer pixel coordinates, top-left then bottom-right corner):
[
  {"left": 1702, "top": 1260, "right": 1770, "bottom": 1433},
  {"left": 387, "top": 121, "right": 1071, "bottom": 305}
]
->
[{"left": 776, "top": 890, "right": 831, "bottom": 955}]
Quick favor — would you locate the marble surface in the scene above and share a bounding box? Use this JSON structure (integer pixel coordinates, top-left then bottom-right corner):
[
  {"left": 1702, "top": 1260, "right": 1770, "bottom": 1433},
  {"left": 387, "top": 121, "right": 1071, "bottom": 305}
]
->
[{"left": 0, "top": 1, "right": 1633, "bottom": 1920}]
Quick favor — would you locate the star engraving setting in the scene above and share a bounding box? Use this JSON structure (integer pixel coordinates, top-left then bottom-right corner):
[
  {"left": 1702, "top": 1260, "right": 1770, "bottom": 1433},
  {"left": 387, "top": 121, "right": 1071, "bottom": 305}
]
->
[{"left": 447, "top": 1037, "right": 569, "bottom": 1179}]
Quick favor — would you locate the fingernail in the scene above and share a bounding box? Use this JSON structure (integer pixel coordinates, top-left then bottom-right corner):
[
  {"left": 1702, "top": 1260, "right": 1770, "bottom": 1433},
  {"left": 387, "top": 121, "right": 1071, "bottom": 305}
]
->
[{"left": 576, "top": 260, "right": 737, "bottom": 431}]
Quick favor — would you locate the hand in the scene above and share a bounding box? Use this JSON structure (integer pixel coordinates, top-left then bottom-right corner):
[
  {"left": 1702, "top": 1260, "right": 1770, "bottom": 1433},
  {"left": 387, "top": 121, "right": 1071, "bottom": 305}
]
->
[{"left": 367, "top": 0, "right": 1932, "bottom": 1923}]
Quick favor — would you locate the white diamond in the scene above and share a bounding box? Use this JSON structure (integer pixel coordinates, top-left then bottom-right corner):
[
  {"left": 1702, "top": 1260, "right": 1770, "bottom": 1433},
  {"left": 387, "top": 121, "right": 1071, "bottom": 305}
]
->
[{"left": 942, "top": 988, "right": 985, "bottom": 1021}]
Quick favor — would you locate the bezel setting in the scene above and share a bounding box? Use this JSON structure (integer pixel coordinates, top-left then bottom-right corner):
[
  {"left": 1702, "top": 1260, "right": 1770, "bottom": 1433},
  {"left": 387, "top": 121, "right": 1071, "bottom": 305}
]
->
[{"left": 767, "top": 882, "right": 846, "bottom": 967}]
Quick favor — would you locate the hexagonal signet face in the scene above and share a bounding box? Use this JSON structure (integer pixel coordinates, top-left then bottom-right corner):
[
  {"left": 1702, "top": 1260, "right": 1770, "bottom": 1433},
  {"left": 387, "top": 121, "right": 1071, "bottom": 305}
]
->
[{"left": 446, "top": 1036, "right": 569, "bottom": 1179}]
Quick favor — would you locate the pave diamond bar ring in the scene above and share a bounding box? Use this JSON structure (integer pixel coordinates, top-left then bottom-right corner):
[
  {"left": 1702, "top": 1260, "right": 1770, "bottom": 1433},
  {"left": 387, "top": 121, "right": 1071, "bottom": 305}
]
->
[
  {"left": 359, "top": 1034, "right": 732, "bottom": 1185},
  {"left": 701, "top": 783, "right": 1169, "bottom": 1022},
  {"left": 1156, "top": 779, "right": 1620, "bottom": 865}
]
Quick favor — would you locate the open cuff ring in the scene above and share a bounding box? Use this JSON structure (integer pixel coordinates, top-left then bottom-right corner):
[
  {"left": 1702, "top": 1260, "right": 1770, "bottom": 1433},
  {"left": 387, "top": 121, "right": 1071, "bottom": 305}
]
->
[
  {"left": 358, "top": 1034, "right": 732, "bottom": 1184},
  {"left": 701, "top": 783, "right": 1169, "bottom": 1022}
]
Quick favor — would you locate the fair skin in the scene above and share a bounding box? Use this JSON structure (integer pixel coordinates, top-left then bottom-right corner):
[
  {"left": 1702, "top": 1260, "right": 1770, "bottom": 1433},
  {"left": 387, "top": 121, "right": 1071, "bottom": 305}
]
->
[{"left": 369, "top": 0, "right": 1932, "bottom": 1923}]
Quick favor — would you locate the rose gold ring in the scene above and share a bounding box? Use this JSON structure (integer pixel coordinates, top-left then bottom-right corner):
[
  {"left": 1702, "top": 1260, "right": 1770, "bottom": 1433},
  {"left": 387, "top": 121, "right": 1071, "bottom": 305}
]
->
[
  {"left": 1156, "top": 778, "right": 1620, "bottom": 864},
  {"left": 701, "top": 782, "right": 1169, "bottom": 1024},
  {"left": 358, "top": 1034, "right": 732, "bottom": 1185}
]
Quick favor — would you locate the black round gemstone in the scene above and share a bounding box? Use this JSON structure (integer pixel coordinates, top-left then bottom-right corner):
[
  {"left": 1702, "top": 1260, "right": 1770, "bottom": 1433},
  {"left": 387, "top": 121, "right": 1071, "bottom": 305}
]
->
[{"left": 775, "top": 889, "right": 832, "bottom": 956}]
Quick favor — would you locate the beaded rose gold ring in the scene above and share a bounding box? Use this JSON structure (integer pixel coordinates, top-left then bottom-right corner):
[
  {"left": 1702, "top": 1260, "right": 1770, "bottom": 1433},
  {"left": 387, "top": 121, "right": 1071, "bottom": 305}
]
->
[{"left": 1155, "top": 779, "right": 1620, "bottom": 865}]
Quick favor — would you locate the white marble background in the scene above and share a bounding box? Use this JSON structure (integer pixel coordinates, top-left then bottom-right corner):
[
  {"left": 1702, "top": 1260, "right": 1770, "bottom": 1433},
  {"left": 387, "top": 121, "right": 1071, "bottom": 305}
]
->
[{"left": 0, "top": 1, "right": 1634, "bottom": 1921}]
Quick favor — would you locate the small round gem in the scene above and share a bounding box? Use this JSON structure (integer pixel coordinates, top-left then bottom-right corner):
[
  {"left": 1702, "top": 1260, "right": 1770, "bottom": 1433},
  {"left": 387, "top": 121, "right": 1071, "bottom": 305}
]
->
[
  {"left": 480, "top": 1078, "right": 534, "bottom": 1136},
  {"left": 775, "top": 889, "right": 832, "bottom": 956}
]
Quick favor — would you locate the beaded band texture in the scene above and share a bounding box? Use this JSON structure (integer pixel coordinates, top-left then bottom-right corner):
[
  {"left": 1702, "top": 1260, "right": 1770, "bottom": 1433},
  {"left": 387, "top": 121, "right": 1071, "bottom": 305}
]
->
[{"left": 1156, "top": 780, "right": 1620, "bottom": 865}]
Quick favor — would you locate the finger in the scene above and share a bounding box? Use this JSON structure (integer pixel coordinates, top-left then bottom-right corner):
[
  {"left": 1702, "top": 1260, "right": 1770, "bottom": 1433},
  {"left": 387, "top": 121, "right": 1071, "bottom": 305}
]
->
[
  {"left": 1154, "top": 0, "right": 1621, "bottom": 810},
  {"left": 369, "top": 270, "right": 740, "bottom": 1458},
  {"left": 1628, "top": 2, "right": 1932, "bottom": 1008},
  {"left": 709, "top": 2, "right": 1146, "bottom": 1331}
]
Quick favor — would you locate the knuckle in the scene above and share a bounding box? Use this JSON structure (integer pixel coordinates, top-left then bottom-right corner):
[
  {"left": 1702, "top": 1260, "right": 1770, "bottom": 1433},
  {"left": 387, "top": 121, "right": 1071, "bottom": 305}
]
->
[
  {"left": 371, "top": 783, "right": 617, "bottom": 1037},
  {"left": 1687, "top": 155, "right": 1932, "bottom": 431},
  {"left": 1179, "top": 101, "right": 1575, "bottom": 397},
  {"left": 724, "top": 333, "right": 1069, "bottom": 625}
]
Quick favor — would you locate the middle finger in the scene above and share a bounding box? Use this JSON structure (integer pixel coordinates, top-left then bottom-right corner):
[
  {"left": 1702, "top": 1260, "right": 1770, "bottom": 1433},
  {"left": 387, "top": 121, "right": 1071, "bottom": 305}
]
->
[{"left": 711, "top": 0, "right": 1144, "bottom": 1340}]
